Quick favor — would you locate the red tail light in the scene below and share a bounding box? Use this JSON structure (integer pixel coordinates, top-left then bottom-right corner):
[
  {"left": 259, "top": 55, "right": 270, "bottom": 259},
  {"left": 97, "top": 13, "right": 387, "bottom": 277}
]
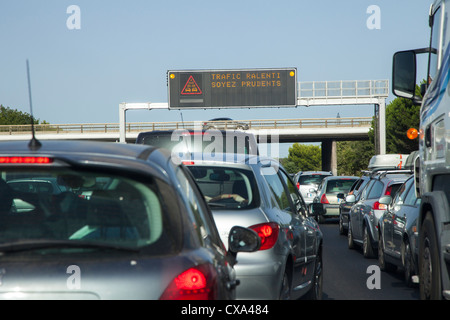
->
[
  {"left": 0, "top": 156, "right": 53, "bottom": 164},
  {"left": 385, "top": 185, "right": 392, "bottom": 196},
  {"left": 249, "top": 222, "right": 280, "bottom": 251},
  {"left": 160, "top": 265, "right": 218, "bottom": 300},
  {"left": 373, "top": 201, "right": 387, "bottom": 210},
  {"left": 320, "top": 193, "right": 329, "bottom": 204},
  {"left": 296, "top": 182, "right": 300, "bottom": 189}
]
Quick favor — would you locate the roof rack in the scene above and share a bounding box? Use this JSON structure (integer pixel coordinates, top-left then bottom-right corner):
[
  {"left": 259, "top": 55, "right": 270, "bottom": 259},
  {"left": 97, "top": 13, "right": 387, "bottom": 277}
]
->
[{"left": 372, "top": 169, "right": 413, "bottom": 179}]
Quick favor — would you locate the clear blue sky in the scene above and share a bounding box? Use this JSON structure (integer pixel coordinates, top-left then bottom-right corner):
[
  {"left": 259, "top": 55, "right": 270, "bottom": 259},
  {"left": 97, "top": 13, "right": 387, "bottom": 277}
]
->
[{"left": 0, "top": 0, "right": 432, "bottom": 155}]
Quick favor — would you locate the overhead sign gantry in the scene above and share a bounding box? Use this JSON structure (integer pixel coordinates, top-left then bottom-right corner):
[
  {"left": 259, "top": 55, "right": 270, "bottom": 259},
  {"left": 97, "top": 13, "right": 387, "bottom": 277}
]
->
[{"left": 167, "top": 68, "right": 297, "bottom": 109}]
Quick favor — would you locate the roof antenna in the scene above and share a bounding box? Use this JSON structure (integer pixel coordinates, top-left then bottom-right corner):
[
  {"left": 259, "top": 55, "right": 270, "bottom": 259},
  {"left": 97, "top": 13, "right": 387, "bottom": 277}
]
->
[{"left": 26, "top": 59, "right": 41, "bottom": 151}]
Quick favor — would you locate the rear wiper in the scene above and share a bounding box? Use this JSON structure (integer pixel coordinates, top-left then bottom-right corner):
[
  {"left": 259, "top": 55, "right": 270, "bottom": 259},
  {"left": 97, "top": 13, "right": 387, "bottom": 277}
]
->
[{"left": 0, "top": 239, "right": 140, "bottom": 254}]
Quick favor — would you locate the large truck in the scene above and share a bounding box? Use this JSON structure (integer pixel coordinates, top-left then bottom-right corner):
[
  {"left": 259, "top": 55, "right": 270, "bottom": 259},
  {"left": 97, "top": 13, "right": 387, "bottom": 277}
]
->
[{"left": 392, "top": 0, "right": 450, "bottom": 300}]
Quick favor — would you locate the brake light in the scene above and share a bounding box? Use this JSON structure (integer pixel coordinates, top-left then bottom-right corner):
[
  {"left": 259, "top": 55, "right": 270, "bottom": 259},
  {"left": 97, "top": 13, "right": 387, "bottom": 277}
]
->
[
  {"left": 385, "top": 185, "right": 392, "bottom": 196},
  {"left": 182, "top": 161, "right": 195, "bottom": 165},
  {"left": 296, "top": 182, "right": 300, "bottom": 189},
  {"left": 373, "top": 201, "right": 387, "bottom": 210},
  {"left": 0, "top": 156, "right": 53, "bottom": 164},
  {"left": 249, "top": 222, "right": 280, "bottom": 251},
  {"left": 320, "top": 193, "right": 329, "bottom": 204},
  {"left": 160, "top": 265, "right": 217, "bottom": 300}
]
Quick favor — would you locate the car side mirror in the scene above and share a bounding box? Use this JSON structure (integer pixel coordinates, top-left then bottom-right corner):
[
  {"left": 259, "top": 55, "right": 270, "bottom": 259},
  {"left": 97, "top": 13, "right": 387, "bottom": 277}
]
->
[
  {"left": 378, "top": 195, "right": 392, "bottom": 206},
  {"left": 345, "top": 194, "right": 356, "bottom": 203},
  {"left": 227, "top": 226, "right": 261, "bottom": 266}
]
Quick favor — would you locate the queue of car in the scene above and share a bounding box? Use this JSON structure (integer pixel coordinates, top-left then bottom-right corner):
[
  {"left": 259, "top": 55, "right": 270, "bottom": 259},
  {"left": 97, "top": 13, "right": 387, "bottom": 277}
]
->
[
  {"left": 0, "top": 129, "right": 325, "bottom": 300},
  {"left": 331, "top": 153, "right": 420, "bottom": 288},
  {"left": 0, "top": 126, "right": 422, "bottom": 299}
]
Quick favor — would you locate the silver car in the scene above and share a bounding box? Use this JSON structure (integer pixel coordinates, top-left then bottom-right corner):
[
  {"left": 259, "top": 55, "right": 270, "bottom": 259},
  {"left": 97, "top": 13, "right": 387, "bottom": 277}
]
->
[
  {"left": 293, "top": 171, "right": 333, "bottom": 206},
  {"left": 311, "top": 176, "right": 359, "bottom": 223},
  {"left": 0, "top": 140, "right": 259, "bottom": 300},
  {"left": 185, "top": 154, "right": 323, "bottom": 300}
]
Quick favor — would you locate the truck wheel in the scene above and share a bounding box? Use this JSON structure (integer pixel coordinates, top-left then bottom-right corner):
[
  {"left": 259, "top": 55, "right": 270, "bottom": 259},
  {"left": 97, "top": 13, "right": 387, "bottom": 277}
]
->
[{"left": 419, "top": 212, "right": 442, "bottom": 300}]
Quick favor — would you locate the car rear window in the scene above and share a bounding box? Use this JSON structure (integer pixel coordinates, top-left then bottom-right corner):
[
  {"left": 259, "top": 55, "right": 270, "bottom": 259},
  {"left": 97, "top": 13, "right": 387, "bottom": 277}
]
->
[
  {"left": 0, "top": 168, "right": 182, "bottom": 255},
  {"left": 187, "top": 165, "right": 259, "bottom": 210},
  {"left": 326, "top": 178, "right": 358, "bottom": 193},
  {"left": 137, "top": 130, "right": 258, "bottom": 156},
  {"left": 298, "top": 174, "right": 330, "bottom": 186}
]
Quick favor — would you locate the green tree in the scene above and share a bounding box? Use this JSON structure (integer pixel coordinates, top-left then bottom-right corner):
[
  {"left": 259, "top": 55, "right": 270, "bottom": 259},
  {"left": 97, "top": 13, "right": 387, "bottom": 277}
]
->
[
  {"left": 286, "top": 143, "right": 321, "bottom": 172},
  {"left": 337, "top": 140, "right": 374, "bottom": 176},
  {"left": 0, "top": 105, "right": 40, "bottom": 125},
  {"left": 385, "top": 96, "right": 420, "bottom": 154}
]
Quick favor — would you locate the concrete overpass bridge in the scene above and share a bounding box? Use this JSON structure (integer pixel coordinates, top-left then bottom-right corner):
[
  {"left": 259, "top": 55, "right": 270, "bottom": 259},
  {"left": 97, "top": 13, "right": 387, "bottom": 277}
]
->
[
  {"left": 0, "top": 117, "right": 372, "bottom": 174},
  {"left": 0, "top": 117, "right": 372, "bottom": 143}
]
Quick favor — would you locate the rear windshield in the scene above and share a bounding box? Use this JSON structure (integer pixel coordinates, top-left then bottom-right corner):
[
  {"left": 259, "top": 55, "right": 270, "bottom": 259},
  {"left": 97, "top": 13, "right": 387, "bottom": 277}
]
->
[
  {"left": 326, "top": 178, "right": 358, "bottom": 193},
  {"left": 298, "top": 174, "right": 331, "bottom": 186},
  {"left": 137, "top": 130, "right": 257, "bottom": 156},
  {"left": 187, "top": 165, "right": 259, "bottom": 210},
  {"left": 0, "top": 168, "right": 181, "bottom": 255}
]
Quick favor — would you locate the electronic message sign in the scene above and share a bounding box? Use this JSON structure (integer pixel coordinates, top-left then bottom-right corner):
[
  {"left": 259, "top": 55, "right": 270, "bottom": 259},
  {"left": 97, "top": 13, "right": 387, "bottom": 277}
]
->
[{"left": 168, "top": 68, "right": 297, "bottom": 109}]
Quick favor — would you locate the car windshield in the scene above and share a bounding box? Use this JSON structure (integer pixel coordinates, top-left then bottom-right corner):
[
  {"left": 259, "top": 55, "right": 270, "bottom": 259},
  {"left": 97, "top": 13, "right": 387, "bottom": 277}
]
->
[
  {"left": 326, "top": 178, "right": 357, "bottom": 193},
  {"left": 187, "top": 165, "right": 259, "bottom": 210},
  {"left": 0, "top": 168, "right": 181, "bottom": 255}
]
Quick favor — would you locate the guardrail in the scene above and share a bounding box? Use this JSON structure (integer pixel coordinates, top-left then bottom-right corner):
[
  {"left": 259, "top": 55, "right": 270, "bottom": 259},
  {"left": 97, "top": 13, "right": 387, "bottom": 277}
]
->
[{"left": 0, "top": 117, "right": 373, "bottom": 136}]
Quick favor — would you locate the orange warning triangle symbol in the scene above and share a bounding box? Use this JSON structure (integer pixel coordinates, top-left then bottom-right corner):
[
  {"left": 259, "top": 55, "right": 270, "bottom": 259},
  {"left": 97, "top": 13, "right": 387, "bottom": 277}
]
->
[{"left": 181, "top": 76, "right": 202, "bottom": 95}]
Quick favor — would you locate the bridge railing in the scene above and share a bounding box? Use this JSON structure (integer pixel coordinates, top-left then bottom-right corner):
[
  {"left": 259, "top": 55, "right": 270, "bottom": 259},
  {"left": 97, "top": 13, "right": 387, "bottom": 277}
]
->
[
  {"left": 0, "top": 117, "right": 373, "bottom": 136},
  {"left": 298, "top": 80, "right": 389, "bottom": 99}
]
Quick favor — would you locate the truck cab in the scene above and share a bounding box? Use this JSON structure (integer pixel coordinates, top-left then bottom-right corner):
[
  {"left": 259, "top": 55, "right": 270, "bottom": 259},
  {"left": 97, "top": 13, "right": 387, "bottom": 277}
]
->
[{"left": 392, "top": 0, "right": 450, "bottom": 300}]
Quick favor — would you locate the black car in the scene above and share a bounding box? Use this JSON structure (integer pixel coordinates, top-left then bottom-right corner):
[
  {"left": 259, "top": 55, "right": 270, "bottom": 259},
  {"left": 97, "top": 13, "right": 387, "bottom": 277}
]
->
[
  {"left": 0, "top": 140, "right": 259, "bottom": 300},
  {"left": 338, "top": 173, "right": 371, "bottom": 235},
  {"left": 378, "top": 175, "right": 421, "bottom": 287}
]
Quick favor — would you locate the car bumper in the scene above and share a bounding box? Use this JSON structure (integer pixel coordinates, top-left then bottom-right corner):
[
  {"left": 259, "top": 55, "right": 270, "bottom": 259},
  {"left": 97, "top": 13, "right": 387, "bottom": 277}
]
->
[{"left": 323, "top": 204, "right": 340, "bottom": 217}]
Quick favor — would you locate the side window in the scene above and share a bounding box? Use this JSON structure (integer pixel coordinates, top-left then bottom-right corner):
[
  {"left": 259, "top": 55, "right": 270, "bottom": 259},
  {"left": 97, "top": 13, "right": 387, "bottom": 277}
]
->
[
  {"left": 367, "top": 181, "right": 383, "bottom": 199},
  {"left": 393, "top": 179, "right": 411, "bottom": 207},
  {"left": 262, "top": 166, "right": 293, "bottom": 212},
  {"left": 176, "top": 166, "right": 218, "bottom": 243},
  {"left": 279, "top": 169, "right": 307, "bottom": 216},
  {"left": 361, "top": 179, "right": 376, "bottom": 199},
  {"left": 403, "top": 179, "right": 418, "bottom": 206}
]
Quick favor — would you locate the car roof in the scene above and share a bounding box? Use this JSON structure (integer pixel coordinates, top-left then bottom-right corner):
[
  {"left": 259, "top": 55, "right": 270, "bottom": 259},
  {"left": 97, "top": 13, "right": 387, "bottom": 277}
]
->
[
  {"left": 323, "top": 175, "right": 358, "bottom": 181},
  {"left": 297, "top": 171, "right": 333, "bottom": 175},
  {"left": 0, "top": 140, "right": 173, "bottom": 182}
]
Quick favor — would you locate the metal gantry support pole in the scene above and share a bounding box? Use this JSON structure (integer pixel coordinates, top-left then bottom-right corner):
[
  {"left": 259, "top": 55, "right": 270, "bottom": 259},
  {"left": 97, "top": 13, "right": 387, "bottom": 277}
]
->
[
  {"left": 119, "top": 102, "right": 169, "bottom": 143},
  {"left": 378, "top": 98, "right": 386, "bottom": 155}
]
